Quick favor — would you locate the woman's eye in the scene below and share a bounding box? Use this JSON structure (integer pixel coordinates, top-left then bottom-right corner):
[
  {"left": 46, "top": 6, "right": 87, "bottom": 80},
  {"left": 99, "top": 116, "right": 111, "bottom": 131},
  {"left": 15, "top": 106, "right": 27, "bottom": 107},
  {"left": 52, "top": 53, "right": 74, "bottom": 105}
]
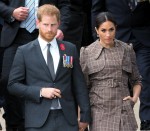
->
[
  {"left": 101, "top": 29, "right": 106, "bottom": 33},
  {"left": 109, "top": 28, "right": 115, "bottom": 32}
]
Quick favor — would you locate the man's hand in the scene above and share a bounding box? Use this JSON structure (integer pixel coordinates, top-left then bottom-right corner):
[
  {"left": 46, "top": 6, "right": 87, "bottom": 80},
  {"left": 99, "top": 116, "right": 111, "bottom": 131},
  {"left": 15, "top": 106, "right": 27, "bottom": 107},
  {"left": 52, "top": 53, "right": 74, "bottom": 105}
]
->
[
  {"left": 40, "top": 87, "right": 61, "bottom": 99},
  {"left": 12, "top": 7, "right": 29, "bottom": 21},
  {"left": 79, "top": 122, "right": 89, "bottom": 131},
  {"left": 55, "top": 29, "right": 64, "bottom": 40}
]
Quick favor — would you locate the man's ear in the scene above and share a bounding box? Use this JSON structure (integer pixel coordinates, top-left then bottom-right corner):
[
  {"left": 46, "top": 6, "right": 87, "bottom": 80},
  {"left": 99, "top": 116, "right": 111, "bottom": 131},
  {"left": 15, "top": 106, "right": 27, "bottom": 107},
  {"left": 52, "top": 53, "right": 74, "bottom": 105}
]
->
[
  {"left": 58, "top": 20, "right": 61, "bottom": 26},
  {"left": 36, "top": 19, "right": 40, "bottom": 29}
]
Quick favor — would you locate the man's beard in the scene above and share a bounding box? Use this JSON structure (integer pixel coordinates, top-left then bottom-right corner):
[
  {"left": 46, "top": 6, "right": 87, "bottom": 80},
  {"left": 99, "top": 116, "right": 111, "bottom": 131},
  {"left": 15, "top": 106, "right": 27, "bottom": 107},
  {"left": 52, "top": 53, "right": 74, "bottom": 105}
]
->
[{"left": 40, "top": 31, "right": 56, "bottom": 42}]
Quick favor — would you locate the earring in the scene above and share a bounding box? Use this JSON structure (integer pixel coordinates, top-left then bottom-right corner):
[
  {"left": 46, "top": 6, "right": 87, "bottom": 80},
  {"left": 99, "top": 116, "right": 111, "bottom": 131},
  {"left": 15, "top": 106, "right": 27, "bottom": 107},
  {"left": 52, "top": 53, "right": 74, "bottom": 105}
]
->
[{"left": 97, "top": 34, "right": 99, "bottom": 37}]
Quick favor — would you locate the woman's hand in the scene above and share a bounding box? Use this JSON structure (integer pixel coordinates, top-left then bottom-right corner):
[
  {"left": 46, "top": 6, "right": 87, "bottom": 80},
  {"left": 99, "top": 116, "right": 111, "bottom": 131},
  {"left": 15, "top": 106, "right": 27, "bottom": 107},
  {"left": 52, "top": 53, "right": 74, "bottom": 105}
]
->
[{"left": 123, "top": 95, "right": 138, "bottom": 103}]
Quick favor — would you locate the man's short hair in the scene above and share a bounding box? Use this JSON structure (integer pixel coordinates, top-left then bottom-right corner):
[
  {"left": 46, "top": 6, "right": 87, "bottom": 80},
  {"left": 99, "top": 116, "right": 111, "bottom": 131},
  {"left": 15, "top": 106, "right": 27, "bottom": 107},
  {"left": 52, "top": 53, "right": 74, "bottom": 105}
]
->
[{"left": 37, "top": 4, "right": 60, "bottom": 22}]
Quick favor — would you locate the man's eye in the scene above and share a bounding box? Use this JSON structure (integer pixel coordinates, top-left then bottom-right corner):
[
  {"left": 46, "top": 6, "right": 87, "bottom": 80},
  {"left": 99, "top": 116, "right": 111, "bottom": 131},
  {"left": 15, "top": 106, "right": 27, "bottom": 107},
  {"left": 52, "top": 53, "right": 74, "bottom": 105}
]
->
[{"left": 51, "top": 24, "right": 56, "bottom": 27}]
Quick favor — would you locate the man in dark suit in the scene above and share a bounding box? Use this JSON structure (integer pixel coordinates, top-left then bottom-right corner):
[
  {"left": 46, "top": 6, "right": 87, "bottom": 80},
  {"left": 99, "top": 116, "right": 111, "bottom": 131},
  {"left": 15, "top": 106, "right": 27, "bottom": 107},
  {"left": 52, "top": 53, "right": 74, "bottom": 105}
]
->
[
  {"left": 0, "top": 17, "right": 3, "bottom": 79},
  {"left": 64, "top": 0, "right": 93, "bottom": 52},
  {"left": 0, "top": 0, "right": 70, "bottom": 131},
  {"left": 0, "top": 17, "right": 2, "bottom": 37},
  {"left": 8, "top": 4, "right": 91, "bottom": 131},
  {"left": 0, "top": 17, "right": 5, "bottom": 111},
  {"left": 91, "top": 0, "right": 150, "bottom": 130},
  {"left": 0, "top": 17, "right": 5, "bottom": 131}
]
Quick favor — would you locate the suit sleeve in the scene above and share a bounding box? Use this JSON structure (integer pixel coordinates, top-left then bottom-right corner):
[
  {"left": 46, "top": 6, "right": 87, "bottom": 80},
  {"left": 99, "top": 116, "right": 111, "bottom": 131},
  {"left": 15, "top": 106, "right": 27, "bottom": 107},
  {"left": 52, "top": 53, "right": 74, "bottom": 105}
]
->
[
  {"left": 91, "top": 0, "right": 106, "bottom": 40},
  {"left": 57, "top": 0, "right": 70, "bottom": 33},
  {"left": 80, "top": 47, "right": 91, "bottom": 90},
  {"left": 8, "top": 47, "right": 42, "bottom": 103},
  {"left": 72, "top": 45, "right": 91, "bottom": 123},
  {"left": 0, "top": 1, "right": 15, "bottom": 22}
]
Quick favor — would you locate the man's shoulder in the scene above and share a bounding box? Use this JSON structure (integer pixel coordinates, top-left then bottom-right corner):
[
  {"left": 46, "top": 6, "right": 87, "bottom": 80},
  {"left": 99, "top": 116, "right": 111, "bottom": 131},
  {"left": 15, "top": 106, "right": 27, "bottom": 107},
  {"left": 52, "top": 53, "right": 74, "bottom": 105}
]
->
[
  {"left": 18, "top": 39, "right": 38, "bottom": 50},
  {"left": 57, "top": 39, "right": 76, "bottom": 49}
]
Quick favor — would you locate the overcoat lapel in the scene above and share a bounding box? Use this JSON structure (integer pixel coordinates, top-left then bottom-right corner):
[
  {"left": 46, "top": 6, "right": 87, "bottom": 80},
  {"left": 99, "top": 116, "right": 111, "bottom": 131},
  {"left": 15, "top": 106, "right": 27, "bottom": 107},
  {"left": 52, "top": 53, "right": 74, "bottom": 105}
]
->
[{"left": 93, "top": 41, "right": 104, "bottom": 60}]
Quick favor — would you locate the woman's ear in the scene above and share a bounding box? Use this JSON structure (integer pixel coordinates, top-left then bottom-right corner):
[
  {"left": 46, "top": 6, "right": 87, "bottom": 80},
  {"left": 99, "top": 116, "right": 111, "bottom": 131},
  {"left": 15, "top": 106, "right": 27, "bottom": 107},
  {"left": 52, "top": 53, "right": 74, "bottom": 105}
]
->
[
  {"left": 95, "top": 27, "right": 99, "bottom": 37},
  {"left": 95, "top": 27, "right": 98, "bottom": 34}
]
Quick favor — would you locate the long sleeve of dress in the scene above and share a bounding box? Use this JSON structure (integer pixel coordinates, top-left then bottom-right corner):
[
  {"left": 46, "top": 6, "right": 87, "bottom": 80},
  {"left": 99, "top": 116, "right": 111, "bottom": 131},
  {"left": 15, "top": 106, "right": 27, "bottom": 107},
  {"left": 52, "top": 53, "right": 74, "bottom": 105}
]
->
[
  {"left": 128, "top": 44, "right": 142, "bottom": 87},
  {"left": 80, "top": 47, "right": 91, "bottom": 90}
]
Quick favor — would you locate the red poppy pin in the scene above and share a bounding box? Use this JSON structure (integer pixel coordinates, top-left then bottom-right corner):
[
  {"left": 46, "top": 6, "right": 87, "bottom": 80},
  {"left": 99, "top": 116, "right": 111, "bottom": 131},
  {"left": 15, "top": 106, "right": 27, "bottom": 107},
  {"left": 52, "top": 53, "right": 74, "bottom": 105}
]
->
[{"left": 60, "top": 43, "right": 65, "bottom": 50}]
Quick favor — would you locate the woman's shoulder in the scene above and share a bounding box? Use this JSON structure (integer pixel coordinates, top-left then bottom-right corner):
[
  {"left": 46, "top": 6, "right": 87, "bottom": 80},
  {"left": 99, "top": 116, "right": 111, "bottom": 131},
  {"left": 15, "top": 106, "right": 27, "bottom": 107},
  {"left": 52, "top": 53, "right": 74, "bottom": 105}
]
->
[
  {"left": 80, "top": 40, "right": 99, "bottom": 54},
  {"left": 115, "top": 39, "right": 133, "bottom": 50}
]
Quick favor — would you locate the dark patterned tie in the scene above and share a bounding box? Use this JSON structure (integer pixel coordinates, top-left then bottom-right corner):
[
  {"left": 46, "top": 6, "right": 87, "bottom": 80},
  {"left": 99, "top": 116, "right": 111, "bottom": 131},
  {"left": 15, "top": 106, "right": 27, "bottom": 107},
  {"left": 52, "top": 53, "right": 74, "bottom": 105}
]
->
[
  {"left": 25, "top": 0, "right": 36, "bottom": 33},
  {"left": 47, "top": 44, "right": 59, "bottom": 108},
  {"left": 47, "top": 44, "right": 55, "bottom": 80}
]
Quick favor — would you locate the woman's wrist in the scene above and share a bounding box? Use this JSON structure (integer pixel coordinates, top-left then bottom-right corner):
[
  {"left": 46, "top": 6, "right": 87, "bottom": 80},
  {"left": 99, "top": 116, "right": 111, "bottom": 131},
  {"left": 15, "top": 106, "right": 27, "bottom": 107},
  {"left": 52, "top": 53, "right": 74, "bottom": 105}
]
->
[{"left": 132, "top": 96, "right": 138, "bottom": 103}]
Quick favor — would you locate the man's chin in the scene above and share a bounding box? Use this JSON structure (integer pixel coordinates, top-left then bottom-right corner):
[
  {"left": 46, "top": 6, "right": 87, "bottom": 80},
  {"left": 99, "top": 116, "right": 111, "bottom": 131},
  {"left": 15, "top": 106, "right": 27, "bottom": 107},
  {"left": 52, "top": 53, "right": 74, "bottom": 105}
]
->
[
  {"left": 41, "top": 34, "right": 56, "bottom": 42},
  {"left": 45, "top": 37, "right": 54, "bottom": 42}
]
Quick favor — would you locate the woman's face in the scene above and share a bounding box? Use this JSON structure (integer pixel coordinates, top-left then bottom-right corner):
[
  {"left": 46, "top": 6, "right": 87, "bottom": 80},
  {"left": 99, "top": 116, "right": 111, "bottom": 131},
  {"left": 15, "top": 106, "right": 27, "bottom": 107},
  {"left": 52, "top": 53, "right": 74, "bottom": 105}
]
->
[{"left": 96, "top": 21, "right": 116, "bottom": 45}]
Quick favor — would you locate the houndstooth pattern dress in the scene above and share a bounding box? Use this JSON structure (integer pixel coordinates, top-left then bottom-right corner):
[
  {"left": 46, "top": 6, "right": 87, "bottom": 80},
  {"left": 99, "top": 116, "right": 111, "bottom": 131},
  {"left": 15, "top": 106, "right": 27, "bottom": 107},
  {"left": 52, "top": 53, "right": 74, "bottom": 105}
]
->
[{"left": 80, "top": 39, "right": 142, "bottom": 131}]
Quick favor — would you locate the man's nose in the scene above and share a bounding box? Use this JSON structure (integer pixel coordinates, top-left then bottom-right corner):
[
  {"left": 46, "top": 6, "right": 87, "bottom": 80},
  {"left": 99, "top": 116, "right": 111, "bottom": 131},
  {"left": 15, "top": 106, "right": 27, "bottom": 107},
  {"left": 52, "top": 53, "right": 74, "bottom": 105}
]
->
[{"left": 48, "top": 25, "right": 52, "bottom": 31}]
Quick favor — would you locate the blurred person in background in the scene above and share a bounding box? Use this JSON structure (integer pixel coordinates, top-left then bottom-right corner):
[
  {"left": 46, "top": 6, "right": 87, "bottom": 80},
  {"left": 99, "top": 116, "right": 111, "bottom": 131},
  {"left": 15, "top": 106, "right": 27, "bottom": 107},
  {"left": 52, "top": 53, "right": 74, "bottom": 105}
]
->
[{"left": 64, "top": 0, "right": 93, "bottom": 52}]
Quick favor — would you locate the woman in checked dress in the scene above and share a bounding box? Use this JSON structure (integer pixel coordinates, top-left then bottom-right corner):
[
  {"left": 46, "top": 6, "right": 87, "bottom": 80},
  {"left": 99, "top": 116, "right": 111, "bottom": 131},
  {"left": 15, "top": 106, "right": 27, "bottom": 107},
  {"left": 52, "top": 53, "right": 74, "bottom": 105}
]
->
[{"left": 80, "top": 12, "right": 142, "bottom": 131}]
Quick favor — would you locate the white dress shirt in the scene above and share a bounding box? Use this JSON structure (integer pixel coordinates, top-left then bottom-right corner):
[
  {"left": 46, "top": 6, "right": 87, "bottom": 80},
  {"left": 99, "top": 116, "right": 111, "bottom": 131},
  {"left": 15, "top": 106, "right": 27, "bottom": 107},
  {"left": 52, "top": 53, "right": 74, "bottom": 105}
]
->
[{"left": 38, "top": 36, "right": 60, "bottom": 73}]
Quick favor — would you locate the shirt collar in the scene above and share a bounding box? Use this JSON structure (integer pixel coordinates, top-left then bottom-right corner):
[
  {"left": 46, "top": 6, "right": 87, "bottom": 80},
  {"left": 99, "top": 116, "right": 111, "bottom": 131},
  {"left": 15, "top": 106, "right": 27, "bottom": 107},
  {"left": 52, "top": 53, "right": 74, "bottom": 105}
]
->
[
  {"left": 38, "top": 36, "right": 58, "bottom": 51},
  {"left": 93, "top": 39, "right": 118, "bottom": 59}
]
